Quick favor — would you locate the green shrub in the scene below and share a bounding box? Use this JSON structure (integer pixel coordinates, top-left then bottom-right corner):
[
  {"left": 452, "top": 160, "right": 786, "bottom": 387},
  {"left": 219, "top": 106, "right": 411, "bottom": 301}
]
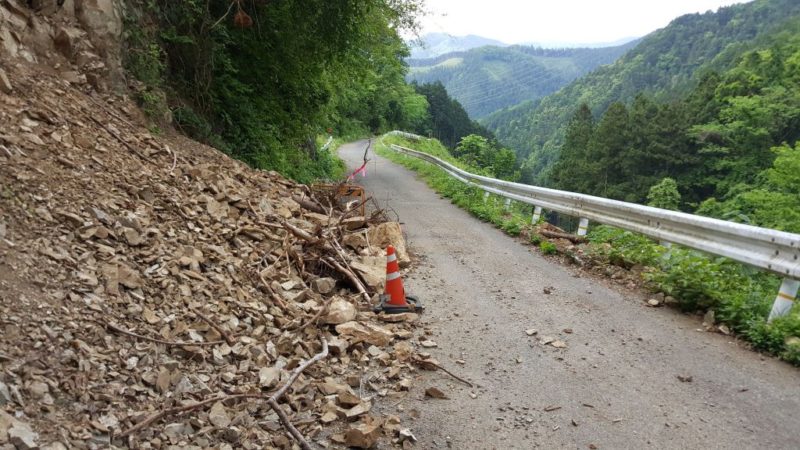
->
[
  {"left": 539, "top": 241, "right": 558, "bottom": 255},
  {"left": 529, "top": 233, "right": 542, "bottom": 245}
]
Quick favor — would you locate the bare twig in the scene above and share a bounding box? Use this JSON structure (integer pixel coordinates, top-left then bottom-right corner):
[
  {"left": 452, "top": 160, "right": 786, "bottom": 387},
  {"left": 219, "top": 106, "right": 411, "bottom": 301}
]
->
[
  {"left": 325, "top": 256, "right": 371, "bottom": 304},
  {"left": 118, "top": 393, "right": 261, "bottom": 437},
  {"left": 89, "top": 116, "right": 149, "bottom": 160},
  {"left": 190, "top": 307, "right": 235, "bottom": 345},
  {"left": 106, "top": 323, "right": 226, "bottom": 347},
  {"left": 412, "top": 357, "right": 473, "bottom": 387},
  {"left": 268, "top": 398, "right": 312, "bottom": 450}
]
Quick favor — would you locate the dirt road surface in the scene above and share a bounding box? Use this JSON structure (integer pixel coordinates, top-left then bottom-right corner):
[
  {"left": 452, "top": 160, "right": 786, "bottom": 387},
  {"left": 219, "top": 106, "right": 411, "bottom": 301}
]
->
[{"left": 339, "top": 140, "right": 800, "bottom": 449}]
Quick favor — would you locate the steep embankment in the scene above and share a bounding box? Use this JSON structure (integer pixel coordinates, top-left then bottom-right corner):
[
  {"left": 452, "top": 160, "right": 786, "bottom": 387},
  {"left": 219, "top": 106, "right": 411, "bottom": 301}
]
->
[
  {"left": 483, "top": 0, "right": 800, "bottom": 182},
  {"left": 0, "top": 2, "right": 428, "bottom": 449},
  {"left": 407, "top": 43, "right": 635, "bottom": 118}
]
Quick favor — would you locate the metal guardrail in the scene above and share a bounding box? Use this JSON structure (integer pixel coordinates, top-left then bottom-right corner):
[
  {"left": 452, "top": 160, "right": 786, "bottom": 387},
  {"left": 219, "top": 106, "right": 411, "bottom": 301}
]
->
[{"left": 383, "top": 131, "right": 800, "bottom": 320}]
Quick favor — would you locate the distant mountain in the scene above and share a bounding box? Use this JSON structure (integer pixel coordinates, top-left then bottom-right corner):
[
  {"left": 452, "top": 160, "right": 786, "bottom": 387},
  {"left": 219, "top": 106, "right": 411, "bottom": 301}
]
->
[
  {"left": 519, "top": 36, "right": 640, "bottom": 49},
  {"left": 408, "top": 33, "right": 507, "bottom": 59},
  {"left": 482, "top": 0, "right": 800, "bottom": 183},
  {"left": 406, "top": 42, "right": 637, "bottom": 118}
]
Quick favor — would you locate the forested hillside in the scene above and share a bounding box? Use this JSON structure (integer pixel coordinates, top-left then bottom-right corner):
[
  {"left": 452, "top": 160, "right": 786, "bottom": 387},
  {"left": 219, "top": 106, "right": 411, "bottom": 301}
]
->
[
  {"left": 483, "top": 0, "right": 800, "bottom": 184},
  {"left": 550, "top": 23, "right": 800, "bottom": 233},
  {"left": 410, "top": 81, "right": 494, "bottom": 148},
  {"left": 407, "top": 43, "right": 636, "bottom": 118},
  {"left": 124, "top": 0, "right": 427, "bottom": 182}
]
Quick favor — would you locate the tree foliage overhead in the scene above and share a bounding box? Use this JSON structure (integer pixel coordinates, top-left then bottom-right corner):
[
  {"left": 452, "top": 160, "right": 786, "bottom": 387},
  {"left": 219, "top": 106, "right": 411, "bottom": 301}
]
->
[{"left": 124, "top": 0, "right": 426, "bottom": 182}]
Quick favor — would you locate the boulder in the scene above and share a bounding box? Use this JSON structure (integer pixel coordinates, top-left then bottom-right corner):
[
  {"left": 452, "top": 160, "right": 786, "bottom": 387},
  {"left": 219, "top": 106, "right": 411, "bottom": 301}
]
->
[
  {"left": 367, "top": 222, "right": 410, "bottom": 267},
  {"left": 350, "top": 256, "right": 386, "bottom": 290},
  {"left": 322, "top": 298, "right": 357, "bottom": 325}
]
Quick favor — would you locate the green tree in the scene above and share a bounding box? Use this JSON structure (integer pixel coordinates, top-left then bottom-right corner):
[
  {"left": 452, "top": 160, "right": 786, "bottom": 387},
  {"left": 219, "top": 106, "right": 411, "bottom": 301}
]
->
[
  {"left": 647, "top": 178, "right": 681, "bottom": 210},
  {"left": 551, "top": 103, "right": 595, "bottom": 193}
]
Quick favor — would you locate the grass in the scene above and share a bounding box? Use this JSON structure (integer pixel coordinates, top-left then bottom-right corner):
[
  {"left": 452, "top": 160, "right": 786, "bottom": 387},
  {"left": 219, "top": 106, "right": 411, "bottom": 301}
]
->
[{"left": 377, "top": 133, "right": 800, "bottom": 366}]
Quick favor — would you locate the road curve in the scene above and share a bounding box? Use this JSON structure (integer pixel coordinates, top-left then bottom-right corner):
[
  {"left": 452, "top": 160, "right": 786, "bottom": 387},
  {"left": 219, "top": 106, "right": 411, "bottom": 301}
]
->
[{"left": 339, "top": 140, "right": 800, "bottom": 450}]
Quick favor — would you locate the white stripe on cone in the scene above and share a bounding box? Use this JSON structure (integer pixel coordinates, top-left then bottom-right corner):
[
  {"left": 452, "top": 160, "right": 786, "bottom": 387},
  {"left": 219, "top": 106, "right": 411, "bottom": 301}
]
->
[
  {"left": 387, "top": 253, "right": 397, "bottom": 262},
  {"left": 386, "top": 271, "right": 401, "bottom": 281}
]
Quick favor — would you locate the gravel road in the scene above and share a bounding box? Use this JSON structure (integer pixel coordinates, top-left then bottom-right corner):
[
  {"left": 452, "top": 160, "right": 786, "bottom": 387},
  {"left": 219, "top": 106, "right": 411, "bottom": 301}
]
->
[{"left": 339, "top": 140, "right": 800, "bottom": 449}]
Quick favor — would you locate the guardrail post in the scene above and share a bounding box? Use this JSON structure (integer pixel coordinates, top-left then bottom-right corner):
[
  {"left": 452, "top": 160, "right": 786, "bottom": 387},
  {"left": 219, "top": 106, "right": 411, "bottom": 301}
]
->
[
  {"left": 504, "top": 198, "right": 511, "bottom": 211},
  {"left": 768, "top": 279, "right": 799, "bottom": 322},
  {"left": 483, "top": 192, "right": 489, "bottom": 203},
  {"left": 532, "top": 206, "right": 542, "bottom": 223},
  {"left": 577, "top": 218, "right": 589, "bottom": 236}
]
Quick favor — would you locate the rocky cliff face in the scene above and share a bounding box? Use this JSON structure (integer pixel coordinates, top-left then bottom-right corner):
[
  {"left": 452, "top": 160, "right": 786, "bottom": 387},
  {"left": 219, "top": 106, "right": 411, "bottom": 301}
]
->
[{"left": 0, "top": 0, "right": 124, "bottom": 90}]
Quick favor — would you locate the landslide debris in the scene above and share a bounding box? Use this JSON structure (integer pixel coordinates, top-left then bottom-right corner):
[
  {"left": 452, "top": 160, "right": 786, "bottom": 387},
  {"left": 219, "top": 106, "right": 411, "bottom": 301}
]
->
[{"left": 0, "top": 62, "right": 425, "bottom": 449}]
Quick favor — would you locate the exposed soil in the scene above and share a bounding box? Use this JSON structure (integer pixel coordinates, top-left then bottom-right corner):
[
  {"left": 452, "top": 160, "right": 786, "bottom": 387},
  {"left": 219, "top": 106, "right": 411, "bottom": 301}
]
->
[{"left": 341, "top": 139, "right": 800, "bottom": 450}]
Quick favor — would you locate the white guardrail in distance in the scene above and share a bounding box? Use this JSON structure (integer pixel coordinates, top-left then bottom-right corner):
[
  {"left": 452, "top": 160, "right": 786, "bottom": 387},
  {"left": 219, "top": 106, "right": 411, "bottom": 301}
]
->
[{"left": 383, "top": 131, "right": 800, "bottom": 321}]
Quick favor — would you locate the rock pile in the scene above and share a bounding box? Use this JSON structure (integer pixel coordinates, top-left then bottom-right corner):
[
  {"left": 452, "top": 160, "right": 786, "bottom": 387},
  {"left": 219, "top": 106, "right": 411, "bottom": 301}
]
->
[{"left": 0, "top": 62, "right": 424, "bottom": 448}]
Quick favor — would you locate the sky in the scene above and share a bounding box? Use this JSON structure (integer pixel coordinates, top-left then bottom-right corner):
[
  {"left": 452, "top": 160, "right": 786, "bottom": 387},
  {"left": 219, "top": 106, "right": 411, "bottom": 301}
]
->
[{"left": 419, "top": 0, "right": 752, "bottom": 45}]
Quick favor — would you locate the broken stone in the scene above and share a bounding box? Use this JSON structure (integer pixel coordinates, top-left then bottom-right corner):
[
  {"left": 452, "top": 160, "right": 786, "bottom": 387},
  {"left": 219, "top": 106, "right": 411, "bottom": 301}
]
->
[
  {"left": 420, "top": 339, "right": 437, "bottom": 348},
  {"left": 377, "top": 313, "right": 418, "bottom": 323},
  {"left": 342, "top": 232, "right": 367, "bottom": 249},
  {"left": 336, "top": 321, "right": 393, "bottom": 347},
  {"left": 208, "top": 402, "right": 231, "bottom": 428},
  {"left": 525, "top": 328, "right": 538, "bottom": 336},
  {"left": 399, "top": 428, "right": 417, "bottom": 443},
  {"left": 550, "top": 340, "right": 567, "bottom": 349},
  {"left": 259, "top": 367, "right": 280, "bottom": 388},
  {"left": 2, "top": 413, "right": 38, "bottom": 450},
  {"left": 312, "top": 277, "right": 336, "bottom": 294},
  {"left": 337, "top": 391, "right": 362, "bottom": 408},
  {"left": 368, "top": 222, "right": 410, "bottom": 267},
  {"left": 345, "top": 401, "right": 371, "bottom": 420},
  {"left": 647, "top": 298, "right": 661, "bottom": 307},
  {"left": 0, "top": 70, "right": 11, "bottom": 94},
  {"left": 350, "top": 256, "right": 386, "bottom": 290},
  {"left": 425, "top": 387, "right": 448, "bottom": 399},
  {"left": 344, "top": 422, "right": 381, "bottom": 448},
  {"left": 323, "top": 298, "right": 357, "bottom": 325}
]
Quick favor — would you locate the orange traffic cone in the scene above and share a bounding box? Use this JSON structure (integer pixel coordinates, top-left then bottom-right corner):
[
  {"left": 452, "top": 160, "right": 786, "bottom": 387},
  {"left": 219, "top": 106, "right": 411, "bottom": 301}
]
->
[{"left": 374, "top": 245, "right": 423, "bottom": 314}]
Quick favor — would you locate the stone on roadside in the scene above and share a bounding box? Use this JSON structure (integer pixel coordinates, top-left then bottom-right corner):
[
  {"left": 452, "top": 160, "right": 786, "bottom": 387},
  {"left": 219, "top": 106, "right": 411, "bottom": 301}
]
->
[
  {"left": 344, "top": 422, "right": 381, "bottom": 448},
  {"left": 368, "top": 222, "right": 410, "bottom": 267},
  {"left": 336, "top": 321, "right": 393, "bottom": 347},
  {"left": 425, "top": 387, "right": 448, "bottom": 399}
]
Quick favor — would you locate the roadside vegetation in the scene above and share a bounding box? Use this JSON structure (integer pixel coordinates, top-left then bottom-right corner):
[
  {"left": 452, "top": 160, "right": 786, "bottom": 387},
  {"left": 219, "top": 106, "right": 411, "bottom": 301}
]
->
[{"left": 378, "top": 133, "right": 800, "bottom": 366}]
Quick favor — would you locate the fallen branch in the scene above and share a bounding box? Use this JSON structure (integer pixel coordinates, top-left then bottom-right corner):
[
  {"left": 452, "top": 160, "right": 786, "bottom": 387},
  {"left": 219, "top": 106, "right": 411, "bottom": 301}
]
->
[
  {"left": 89, "top": 116, "right": 149, "bottom": 161},
  {"left": 325, "top": 257, "right": 371, "bottom": 304},
  {"left": 292, "top": 195, "right": 326, "bottom": 215},
  {"left": 190, "top": 307, "right": 236, "bottom": 345},
  {"left": 118, "top": 393, "right": 261, "bottom": 437},
  {"left": 268, "top": 398, "right": 312, "bottom": 450},
  {"left": 412, "top": 357, "right": 473, "bottom": 388},
  {"left": 107, "top": 323, "right": 226, "bottom": 347},
  {"left": 539, "top": 230, "right": 586, "bottom": 244}
]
